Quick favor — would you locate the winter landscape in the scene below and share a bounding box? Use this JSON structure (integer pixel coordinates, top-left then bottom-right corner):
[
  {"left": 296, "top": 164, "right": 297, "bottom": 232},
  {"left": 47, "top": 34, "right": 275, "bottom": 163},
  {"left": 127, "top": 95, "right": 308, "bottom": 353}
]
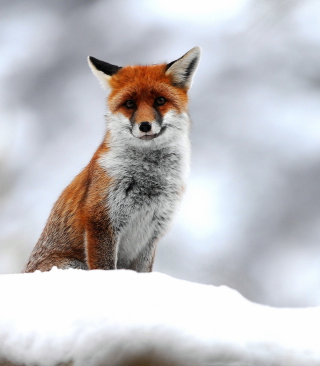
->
[{"left": 1, "top": 0, "right": 320, "bottom": 364}]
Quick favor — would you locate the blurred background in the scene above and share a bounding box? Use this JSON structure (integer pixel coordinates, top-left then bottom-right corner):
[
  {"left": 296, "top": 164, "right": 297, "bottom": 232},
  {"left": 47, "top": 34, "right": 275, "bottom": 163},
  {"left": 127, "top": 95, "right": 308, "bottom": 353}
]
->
[{"left": 1, "top": 0, "right": 320, "bottom": 307}]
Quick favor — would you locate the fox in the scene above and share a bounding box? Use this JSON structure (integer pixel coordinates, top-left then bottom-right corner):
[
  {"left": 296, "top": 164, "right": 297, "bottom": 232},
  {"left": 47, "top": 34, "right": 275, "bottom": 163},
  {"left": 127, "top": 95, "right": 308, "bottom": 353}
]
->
[{"left": 24, "top": 47, "right": 201, "bottom": 273}]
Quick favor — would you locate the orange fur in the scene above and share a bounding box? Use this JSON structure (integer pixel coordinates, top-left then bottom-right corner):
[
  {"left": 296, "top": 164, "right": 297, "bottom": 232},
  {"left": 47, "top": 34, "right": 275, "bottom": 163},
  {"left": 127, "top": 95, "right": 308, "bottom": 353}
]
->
[
  {"left": 24, "top": 135, "right": 114, "bottom": 272},
  {"left": 108, "top": 64, "right": 189, "bottom": 116}
]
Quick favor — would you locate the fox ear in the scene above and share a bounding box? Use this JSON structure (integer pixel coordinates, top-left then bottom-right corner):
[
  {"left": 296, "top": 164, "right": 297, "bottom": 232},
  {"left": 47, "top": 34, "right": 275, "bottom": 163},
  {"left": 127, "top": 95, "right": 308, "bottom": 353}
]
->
[
  {"left": 165, "top": 47, "right": 201, "bottom": 89},
  {"left": 88, "top": 56, "right": 122, "bottom": 90}
]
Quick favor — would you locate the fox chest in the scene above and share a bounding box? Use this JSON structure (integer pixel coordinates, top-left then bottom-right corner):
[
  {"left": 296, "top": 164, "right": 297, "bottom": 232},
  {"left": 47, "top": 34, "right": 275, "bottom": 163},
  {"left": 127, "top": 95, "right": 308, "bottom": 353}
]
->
[{"left": 101, "top": 148, "right": 184, "bottom": 262}]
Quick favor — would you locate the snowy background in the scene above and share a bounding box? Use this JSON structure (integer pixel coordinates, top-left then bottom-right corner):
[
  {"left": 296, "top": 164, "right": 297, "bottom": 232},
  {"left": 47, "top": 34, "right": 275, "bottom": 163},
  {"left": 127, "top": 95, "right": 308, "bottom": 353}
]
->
[{"left": 1, "top": 0, "right": 320, "bottom": 307}]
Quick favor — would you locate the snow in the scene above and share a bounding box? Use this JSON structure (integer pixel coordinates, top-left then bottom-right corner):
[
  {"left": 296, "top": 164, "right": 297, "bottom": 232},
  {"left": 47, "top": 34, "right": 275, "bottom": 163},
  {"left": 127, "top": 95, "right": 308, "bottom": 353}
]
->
[
  {"left": 0, "top": 269, "right": 319, "bottom": 365},
  {"left": 2, "top": 1, "right": 320, "bottom": 308}
]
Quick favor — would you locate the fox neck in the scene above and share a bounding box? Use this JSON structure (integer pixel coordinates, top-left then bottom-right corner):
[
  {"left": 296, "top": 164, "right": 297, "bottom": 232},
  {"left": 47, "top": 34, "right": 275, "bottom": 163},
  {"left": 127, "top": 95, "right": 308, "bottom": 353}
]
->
[{"left": 100, "top": 110, "right": 191, "bottom": 184}]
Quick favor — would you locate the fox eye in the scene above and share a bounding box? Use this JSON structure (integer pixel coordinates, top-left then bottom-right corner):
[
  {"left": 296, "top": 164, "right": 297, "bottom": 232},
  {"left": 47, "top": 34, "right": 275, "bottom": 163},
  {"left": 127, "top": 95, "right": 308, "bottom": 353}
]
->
[
  {"left": 155, "top": 97, "right": 166, "bottom": 106},
  {"left": 124, "top": 100, "right": 136, "bottom": 109}
]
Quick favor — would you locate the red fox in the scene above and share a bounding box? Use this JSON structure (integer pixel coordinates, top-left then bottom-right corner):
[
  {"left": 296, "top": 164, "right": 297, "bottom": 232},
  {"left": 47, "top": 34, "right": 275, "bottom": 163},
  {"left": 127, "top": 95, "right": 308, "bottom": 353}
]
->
[{"left": 24, "top": 47, "right": 201, "bottom": 273}]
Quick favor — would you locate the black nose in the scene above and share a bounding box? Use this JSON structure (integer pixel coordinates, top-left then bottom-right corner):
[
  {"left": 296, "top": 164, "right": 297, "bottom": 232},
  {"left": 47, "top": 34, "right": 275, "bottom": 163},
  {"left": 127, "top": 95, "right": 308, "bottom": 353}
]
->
[{"left": 139, "top": 122, "right": 151, "bottom": 133}]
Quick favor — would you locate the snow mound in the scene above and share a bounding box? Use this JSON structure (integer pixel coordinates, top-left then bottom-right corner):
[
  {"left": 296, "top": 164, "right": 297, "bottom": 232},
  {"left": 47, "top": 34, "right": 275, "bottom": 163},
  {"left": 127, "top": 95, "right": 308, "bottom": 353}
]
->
[{"left": 0, "top": 269, "right": 319, "bottom": 365}]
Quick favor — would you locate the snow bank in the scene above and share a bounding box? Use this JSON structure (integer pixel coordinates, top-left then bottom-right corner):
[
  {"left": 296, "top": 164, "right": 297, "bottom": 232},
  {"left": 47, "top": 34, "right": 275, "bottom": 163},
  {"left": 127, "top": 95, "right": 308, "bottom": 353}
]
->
[{"left": 0, "top": 269, "right": 319, "bottom": 366}]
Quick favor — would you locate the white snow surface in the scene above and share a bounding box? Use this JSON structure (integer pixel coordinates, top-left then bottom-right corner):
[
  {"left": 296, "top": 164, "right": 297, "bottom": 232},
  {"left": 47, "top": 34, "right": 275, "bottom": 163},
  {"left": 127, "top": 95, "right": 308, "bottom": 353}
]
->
[{"left": 0, "top": 269, "right": 319, "bottom": 366}]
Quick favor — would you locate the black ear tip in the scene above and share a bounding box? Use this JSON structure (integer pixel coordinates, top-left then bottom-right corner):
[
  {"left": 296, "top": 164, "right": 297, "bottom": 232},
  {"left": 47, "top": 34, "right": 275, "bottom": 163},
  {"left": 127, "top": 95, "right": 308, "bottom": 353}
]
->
[
  {"left": 88, "top": 56, "right": 95, "bottom": 66},
  {"left": 88, "top": 56, "right": 99, "bottom": 65},
  {"left": 88, "top": 56, "right": 122, "bottom": 76}
]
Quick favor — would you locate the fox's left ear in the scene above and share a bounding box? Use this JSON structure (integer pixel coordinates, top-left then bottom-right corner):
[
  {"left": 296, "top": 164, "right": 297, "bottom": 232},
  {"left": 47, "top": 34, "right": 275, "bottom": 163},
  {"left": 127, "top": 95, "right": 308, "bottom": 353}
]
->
[
  {"left": 165, "top": 46, "right": 201, "bottom": 89},
  {"left": 88, "top": 56, "right": 122, "bottom": 90}
]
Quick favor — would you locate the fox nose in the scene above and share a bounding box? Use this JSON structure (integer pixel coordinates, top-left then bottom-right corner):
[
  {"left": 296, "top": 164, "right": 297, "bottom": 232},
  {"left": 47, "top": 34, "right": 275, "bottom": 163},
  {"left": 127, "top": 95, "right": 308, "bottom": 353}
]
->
[{"left": 139, "top": 122, "right": 151, "bottom": 133}]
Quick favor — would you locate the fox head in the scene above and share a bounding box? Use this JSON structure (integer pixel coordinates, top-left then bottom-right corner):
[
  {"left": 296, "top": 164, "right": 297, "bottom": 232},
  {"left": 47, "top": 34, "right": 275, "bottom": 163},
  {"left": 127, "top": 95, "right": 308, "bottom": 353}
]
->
[{"left": 88, "top": 47, "right": 201, "bottom": 143}]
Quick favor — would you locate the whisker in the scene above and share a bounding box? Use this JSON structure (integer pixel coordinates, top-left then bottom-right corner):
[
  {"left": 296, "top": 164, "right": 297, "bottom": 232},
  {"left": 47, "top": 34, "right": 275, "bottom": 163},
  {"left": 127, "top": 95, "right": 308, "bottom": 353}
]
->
[{"left": 165, "top": 124, "right": 183, "bottom": 131}]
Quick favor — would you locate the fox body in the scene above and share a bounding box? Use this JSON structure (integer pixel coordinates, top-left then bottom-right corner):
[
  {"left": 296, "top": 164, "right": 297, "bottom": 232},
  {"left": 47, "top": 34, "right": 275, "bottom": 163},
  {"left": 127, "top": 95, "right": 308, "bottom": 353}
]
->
[{"left": 24, "top": 47, "right": 201, "bottom": 273}]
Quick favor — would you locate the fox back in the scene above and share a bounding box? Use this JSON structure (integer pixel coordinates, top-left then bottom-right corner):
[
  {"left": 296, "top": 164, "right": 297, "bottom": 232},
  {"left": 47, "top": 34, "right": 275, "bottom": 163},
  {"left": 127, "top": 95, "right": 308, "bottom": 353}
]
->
[{"left": 24, "top": 47, "right": 201, "bottom": 273}]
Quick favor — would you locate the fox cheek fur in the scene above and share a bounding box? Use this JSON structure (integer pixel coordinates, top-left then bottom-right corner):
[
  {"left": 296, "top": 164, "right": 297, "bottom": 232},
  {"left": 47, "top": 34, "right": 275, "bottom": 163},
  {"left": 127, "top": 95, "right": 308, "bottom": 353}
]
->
[{"left": 24, "top": 47, "right": 201, "bottom": 273}]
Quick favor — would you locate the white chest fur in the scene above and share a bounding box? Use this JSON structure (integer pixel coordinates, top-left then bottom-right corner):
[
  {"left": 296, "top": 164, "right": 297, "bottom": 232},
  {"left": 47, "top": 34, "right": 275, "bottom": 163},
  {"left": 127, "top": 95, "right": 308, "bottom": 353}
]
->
[{"left": 99, "top": 119, "right": 190, "bottom": 268}]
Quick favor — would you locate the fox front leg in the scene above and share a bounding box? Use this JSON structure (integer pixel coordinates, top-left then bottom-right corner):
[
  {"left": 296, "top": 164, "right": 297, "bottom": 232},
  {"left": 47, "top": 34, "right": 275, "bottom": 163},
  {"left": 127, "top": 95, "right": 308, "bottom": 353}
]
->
[
  {"left": 129, "top": 239, "right": 158, "bottom": 273},
  {"left": 85, "top": 220, "right": 117, "bottom": 270}
]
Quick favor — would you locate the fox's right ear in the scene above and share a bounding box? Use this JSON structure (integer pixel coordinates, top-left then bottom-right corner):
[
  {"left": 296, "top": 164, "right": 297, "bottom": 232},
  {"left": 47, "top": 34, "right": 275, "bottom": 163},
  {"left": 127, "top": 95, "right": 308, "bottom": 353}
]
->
[{"left": 88, "top": 56, "right": 122, "bottom": 90}]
